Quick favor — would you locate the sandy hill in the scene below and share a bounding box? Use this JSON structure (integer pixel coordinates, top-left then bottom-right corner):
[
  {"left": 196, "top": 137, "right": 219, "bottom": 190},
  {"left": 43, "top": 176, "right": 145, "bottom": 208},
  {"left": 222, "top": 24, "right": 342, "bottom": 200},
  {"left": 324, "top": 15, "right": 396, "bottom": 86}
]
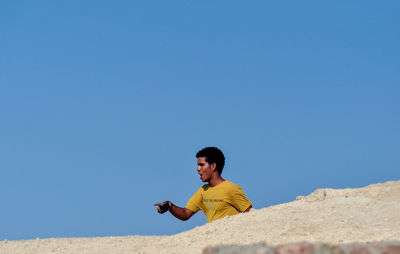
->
[{"left": 1, "top": 180, "right": 399, "bottom": 254}]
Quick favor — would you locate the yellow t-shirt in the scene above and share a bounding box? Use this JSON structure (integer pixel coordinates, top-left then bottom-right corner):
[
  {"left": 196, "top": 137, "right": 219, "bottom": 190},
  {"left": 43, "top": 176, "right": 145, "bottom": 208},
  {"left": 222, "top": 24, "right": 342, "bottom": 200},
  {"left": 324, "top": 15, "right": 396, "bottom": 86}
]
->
[{"left": 185, "top": 180, "right": 252, "bottom": 223}]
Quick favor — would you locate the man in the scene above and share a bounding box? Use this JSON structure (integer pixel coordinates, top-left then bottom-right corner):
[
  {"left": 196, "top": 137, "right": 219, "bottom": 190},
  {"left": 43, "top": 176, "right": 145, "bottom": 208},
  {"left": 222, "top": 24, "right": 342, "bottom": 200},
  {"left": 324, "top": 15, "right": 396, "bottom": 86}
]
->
[{"left": 154, "top": 147, "right": 252, "bottom": 223}]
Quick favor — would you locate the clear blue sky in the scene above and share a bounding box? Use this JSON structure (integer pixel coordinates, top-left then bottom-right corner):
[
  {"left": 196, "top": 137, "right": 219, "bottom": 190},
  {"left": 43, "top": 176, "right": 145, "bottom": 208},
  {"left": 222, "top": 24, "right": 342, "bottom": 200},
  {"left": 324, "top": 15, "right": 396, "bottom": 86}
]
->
[{"left": 1, "top": 1, "right": 399, "bottom": 240}]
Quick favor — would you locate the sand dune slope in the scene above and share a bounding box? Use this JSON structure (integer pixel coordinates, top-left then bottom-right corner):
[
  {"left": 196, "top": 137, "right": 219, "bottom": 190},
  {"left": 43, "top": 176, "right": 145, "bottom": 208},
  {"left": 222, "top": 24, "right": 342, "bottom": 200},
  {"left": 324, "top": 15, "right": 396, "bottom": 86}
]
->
[{"left": 1, "top": 180, "right": 399, "bottom": 254}]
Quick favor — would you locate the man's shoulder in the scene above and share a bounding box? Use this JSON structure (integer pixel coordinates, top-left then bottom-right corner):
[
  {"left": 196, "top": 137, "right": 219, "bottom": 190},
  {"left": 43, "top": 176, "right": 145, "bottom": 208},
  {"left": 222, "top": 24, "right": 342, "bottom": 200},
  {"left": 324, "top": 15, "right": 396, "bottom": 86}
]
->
[{"left": 221, "top": 180, "right": 242, "bottom": 190}]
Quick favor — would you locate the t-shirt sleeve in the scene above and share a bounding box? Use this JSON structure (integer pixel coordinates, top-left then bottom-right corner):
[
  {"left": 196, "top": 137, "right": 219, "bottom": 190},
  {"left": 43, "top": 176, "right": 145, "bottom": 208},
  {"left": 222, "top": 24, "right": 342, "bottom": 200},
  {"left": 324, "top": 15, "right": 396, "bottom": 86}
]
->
[
  {"left": 231, "top": 184, "right": 252, "bottom": 212},
  {"left": 185, "top": 187, "right": 203, "bottom": 213}
]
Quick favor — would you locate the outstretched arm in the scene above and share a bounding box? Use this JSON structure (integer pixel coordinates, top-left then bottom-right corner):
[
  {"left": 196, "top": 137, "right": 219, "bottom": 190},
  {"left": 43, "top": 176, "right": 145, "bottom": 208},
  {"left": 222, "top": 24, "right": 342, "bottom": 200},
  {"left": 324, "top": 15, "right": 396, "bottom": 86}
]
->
[{"left": 154, "top": 201, "right": 195, "bottom": 221}]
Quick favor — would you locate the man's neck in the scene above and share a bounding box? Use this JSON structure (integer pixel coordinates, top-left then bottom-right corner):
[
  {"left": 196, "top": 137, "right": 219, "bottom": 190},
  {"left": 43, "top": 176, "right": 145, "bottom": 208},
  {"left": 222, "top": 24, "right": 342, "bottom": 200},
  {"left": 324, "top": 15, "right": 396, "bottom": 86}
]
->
[{"left": 208, "top": 175, "right": 225, "bottom": 187}]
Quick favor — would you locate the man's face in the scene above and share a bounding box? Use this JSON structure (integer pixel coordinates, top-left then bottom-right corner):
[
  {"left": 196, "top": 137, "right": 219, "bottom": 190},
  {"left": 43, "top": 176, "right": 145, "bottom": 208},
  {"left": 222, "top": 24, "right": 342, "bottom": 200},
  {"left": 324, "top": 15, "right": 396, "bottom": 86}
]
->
[{"left": 197, "top": 157, "right": 214, "bottom": 182}]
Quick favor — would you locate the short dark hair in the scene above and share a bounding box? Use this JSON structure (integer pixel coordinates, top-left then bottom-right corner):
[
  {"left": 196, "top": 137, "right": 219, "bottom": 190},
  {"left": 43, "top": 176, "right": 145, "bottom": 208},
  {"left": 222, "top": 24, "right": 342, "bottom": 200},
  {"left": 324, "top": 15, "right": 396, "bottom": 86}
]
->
[{"left": 196, "top": 147, "right": 225, "bottom": 174}]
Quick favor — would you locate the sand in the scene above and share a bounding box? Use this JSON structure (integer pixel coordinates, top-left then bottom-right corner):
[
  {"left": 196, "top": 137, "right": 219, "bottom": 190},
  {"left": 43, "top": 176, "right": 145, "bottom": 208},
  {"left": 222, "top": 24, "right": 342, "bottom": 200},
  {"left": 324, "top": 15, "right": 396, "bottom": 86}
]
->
[{"left": 1, "top": 180, "right": 399, "bottom": 254}]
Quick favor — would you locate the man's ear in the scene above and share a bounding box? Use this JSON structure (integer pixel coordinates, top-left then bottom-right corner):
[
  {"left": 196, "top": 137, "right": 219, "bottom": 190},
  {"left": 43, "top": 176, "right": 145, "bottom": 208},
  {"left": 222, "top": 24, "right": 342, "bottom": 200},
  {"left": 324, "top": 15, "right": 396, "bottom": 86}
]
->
[{"left": 211, "top": 162, "right": 217, "bottom": 172}]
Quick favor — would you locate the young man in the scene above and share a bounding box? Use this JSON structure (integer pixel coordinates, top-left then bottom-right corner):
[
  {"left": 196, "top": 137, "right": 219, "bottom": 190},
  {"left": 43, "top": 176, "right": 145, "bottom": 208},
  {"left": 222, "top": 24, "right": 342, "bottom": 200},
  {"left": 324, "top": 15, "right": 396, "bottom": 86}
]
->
[{"left": 154, "top": 147, "right": 252, "bottom": 223}]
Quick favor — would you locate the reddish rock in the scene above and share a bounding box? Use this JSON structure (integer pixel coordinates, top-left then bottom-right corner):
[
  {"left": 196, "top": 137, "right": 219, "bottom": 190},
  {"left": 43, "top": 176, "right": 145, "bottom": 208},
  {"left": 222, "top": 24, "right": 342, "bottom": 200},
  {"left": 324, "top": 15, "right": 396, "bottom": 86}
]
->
[
  {"left": 275, "top": 242, "right": 314, "bottom": 254},
  {"left": 203, "top": 246, "right": 215, "bottom": 254}
]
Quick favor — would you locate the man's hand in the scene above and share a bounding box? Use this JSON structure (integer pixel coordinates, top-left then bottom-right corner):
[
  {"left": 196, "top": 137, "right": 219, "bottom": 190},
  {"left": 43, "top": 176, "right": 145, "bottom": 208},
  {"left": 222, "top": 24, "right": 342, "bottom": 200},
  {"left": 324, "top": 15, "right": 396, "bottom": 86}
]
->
[
  {"left": 154, "top": 201, "right": 170, "bottom": 214},
  {"left": 153, "top": 201, "right": 195, "bottom": 221}
]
